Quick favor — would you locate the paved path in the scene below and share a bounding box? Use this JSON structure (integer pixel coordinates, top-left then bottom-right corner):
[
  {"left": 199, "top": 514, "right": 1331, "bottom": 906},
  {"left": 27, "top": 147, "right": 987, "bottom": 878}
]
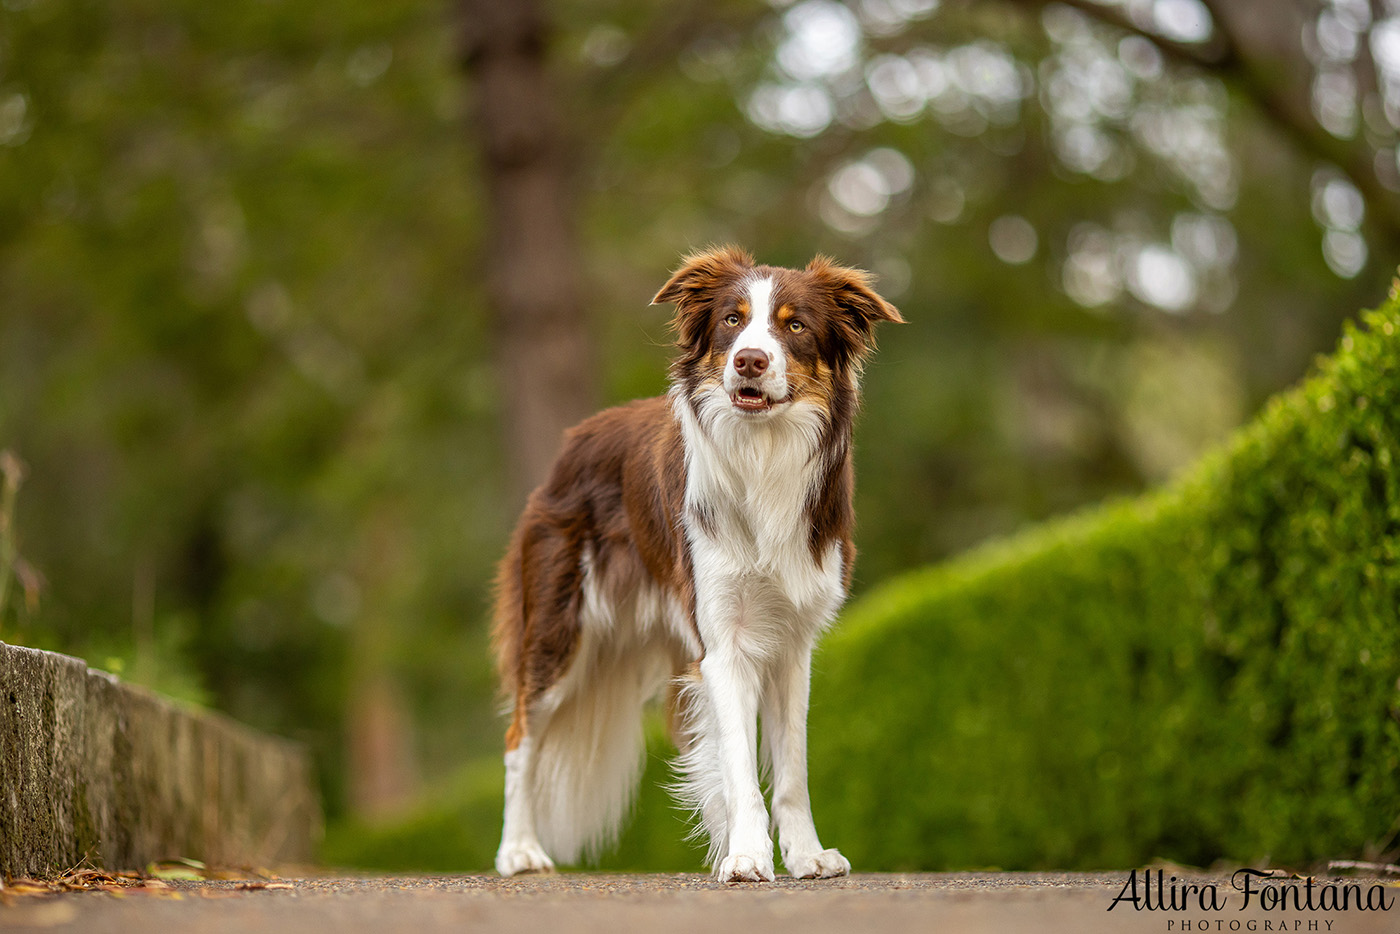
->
[{"left": 3, "top": 871, "right": 1396, "bottom": 933}]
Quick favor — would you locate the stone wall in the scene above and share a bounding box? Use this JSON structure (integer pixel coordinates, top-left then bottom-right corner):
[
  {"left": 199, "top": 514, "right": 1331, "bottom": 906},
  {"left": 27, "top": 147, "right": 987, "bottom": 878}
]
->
[{"left": 0, "top": 641, "right": 319, "bottom": 878}]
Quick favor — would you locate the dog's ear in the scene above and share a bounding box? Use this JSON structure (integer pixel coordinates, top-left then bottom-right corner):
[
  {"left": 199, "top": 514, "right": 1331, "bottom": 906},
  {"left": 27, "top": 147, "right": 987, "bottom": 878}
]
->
[
  {"left": 806, "top": 255, "right": 905, "bottom": 340},
  {"left": 653, "top": 246, "right": 754, "bottom": 355},
  {"left": 652, "top": 245, "right": 754, "bottom": 306}
]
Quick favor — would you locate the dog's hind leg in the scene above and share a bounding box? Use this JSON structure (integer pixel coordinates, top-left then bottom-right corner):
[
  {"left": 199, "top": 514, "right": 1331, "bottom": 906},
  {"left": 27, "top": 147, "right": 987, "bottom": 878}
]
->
[
  {"left": 496, "top": 713, "right": 555, "bottom": 876},
  {"left": 496, "top": 527, "right": 663, "bottom": 872},
  {"left": 493, "top": 523, "right": 583, "bottom": 876}
]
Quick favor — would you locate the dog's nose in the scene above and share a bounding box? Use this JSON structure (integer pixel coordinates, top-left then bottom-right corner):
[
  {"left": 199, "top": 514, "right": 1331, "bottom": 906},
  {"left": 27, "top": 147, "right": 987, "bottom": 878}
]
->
[{"left": 734, "top": 348, "right": 769, "bottom": 379}]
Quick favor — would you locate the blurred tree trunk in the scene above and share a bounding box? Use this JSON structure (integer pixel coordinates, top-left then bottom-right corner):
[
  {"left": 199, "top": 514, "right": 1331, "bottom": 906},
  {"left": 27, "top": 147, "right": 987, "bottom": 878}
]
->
[
  {"left": 458, "top": 0, "right": 596, "bottom": 502},
  {"left": 347, "top": 508, "right": 420, "bottom": 819},
  {"left": 347, "top": 670, "right": 419, "bottom": 819}
]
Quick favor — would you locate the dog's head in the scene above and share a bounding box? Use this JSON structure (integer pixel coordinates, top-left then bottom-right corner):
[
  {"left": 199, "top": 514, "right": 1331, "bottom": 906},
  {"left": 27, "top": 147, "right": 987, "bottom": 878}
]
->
[{"left": 653, "top": 246, "right": 904, "bottom": 420}]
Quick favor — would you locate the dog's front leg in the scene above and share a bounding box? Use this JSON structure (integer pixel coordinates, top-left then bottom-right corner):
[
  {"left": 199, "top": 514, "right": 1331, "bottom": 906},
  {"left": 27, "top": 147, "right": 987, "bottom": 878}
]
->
[
  {"left": 761, "top": 645, "right": 850, "bottom": 879},
  {"left": 699, "top": 647, "right": 776, "bottom": 882}
]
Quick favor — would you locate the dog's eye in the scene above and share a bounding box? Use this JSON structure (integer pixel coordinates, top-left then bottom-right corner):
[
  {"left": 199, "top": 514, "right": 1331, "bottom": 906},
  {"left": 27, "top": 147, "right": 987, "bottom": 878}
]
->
[
  {"left": 788, "top": 320, "right": 805, "bottom": 333},
  {"left": 724, "top": 313, "right": 741, "bottom": 327}
]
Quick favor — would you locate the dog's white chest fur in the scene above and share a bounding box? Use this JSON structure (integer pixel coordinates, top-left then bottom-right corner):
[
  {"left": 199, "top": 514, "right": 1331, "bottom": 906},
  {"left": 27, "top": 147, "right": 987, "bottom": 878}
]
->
[{"left": 675, "top": 390, "right": 846, "bottom": 656}]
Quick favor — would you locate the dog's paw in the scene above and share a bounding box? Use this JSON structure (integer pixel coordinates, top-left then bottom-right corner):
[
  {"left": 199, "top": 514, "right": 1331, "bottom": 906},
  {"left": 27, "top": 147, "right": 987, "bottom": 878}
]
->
[
  {"left": 786, "top": 848, "right": 850, "bottom": 880},
  {"left": 715, "top": 854, "right": 776, "bottom": 883},
  {"left": 495, "top": 841, "right": 556, "bottom": 876}
]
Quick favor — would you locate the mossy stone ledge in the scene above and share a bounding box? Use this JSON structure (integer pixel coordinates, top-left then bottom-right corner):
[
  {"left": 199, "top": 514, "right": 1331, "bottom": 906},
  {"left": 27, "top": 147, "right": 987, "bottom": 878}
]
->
[{"left": 0, "top": 641, "right": 319, "bottom": 878}]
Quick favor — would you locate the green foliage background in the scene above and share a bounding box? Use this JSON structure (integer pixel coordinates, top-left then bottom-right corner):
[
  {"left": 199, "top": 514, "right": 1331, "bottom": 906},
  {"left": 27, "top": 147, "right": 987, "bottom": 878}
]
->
[{"left": 1, "top": 0, "right": 1397, "bottom": 867}]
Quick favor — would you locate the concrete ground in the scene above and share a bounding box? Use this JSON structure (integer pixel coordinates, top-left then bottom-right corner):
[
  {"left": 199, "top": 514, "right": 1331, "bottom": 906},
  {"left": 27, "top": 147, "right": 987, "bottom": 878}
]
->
[{"left": 3, "top": 871, "right": 1398, "bottom": 933}]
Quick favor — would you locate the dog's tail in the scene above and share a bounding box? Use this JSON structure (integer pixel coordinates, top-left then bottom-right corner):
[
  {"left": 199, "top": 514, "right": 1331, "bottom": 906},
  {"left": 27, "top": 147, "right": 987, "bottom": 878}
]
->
[{"left": 526, "top": 644, "right": 667, "bottom": 864}]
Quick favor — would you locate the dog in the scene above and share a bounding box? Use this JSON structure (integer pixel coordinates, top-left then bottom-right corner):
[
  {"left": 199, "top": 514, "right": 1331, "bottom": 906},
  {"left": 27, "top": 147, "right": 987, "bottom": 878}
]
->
[{"left": 492, "top": 246, "right": 903, "bottom": 882}]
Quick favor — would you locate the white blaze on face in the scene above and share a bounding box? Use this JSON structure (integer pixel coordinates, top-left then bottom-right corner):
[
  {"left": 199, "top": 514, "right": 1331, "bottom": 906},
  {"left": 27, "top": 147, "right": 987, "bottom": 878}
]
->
[{"left": 726, "top": 276, "right": 788, "bottom": 396}]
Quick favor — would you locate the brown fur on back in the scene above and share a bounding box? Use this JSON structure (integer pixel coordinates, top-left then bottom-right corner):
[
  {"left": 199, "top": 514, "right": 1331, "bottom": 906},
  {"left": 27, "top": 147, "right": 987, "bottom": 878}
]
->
[{"left": 492, "top": 396, "right": 693, "bottom": 748}]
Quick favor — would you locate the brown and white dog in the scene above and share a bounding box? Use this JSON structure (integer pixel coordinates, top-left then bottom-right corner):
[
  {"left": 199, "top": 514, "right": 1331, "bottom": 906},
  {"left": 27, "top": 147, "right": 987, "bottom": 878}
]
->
[{"left": 492, "top": 246, "right": 903, "bottom": 882}]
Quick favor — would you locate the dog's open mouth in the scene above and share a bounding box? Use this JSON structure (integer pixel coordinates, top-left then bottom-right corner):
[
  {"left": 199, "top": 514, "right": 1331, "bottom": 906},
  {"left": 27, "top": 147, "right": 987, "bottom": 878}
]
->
[{"left": 731, "top": 385, "right": 773, "bottom": 412}]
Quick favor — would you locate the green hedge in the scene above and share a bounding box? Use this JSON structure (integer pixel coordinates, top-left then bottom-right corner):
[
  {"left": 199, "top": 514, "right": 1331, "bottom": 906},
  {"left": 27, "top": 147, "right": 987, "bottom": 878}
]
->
[
  {"left": 326, "top": 296, "right": 1400, "bottom": 872},
  {"left": 806, "top": 297, "right": 1400, "bottom": 869}
]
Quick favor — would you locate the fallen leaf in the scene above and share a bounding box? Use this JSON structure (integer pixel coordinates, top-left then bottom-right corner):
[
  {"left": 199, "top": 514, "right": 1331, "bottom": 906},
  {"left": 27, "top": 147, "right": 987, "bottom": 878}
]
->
[{"left": 146, "top": 863, "right": 204, "bottom": 881}]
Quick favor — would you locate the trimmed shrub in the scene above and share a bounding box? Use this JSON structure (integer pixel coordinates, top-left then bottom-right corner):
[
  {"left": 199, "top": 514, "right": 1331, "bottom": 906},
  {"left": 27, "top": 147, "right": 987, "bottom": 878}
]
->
[{"left": 807, "top": 298, "right": 1400, "bottom": 869}]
